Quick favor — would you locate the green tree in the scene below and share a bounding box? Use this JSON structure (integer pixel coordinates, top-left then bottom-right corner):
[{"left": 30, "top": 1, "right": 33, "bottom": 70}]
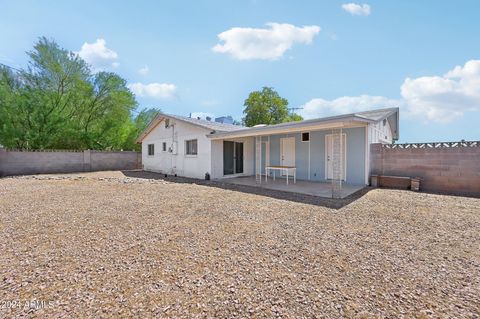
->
[
  {"left": 242, "top": 87, "right": 302, "bottom": 127},
  {"left": 123, "top": 107, "right": 161, "bottom": 151},
  {"left": 0, "top": 37, "right": 139, "bottom": 150},
  {"left": 286, "top": 112, "right": 303, "bottom": 122},
  {"left": 0, "top": 66, "right": 27, "bottom": 148}
]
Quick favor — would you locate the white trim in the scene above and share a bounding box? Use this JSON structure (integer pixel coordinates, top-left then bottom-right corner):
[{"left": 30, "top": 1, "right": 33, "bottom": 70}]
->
[
  {"left": 265, "top": 135, "right": 270, "bottom": 169},
  {"left": 209, "top": 122, "right": 368, "bottom": 140},
  {"left": 223, "top": 140, "right": 245, "bottom": 176},
  {"left": 147, "top": 143, "right": 155, "bottom": 157},
  {"left": 308, "top": 133, "right": 311, "bottom": 180},
  {"left": 365, "top": 126, "right": 369, "bottom": 185},
  {"left": 301, "top": 132, "right": 310, "bottom": 142},
  {"left": 255, "top": 136, "right": 262, "bottom": 181},
  {"left": 261, "top": 140, "right": 270, "bottom": 176},
  {"left": 185, "top": 139, "right": 198, "bottom": 156},
  {"left": 324, "top": 133, "right": 347, "bottom": 181}
]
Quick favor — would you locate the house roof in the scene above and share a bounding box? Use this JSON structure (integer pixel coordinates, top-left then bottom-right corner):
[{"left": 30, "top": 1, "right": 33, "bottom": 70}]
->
[
  {"left": 136, "top": 107, "right": 399, "bottom": 143},
  {"left": 354, "top": 108, "right": 398, "bottom": 122},
  {"left": 209, "top": 107, "right": 399, "bottom": 140},
  {"left": 163, "top": 113, "right": 244, "bottom": 132},
  {"left": 136, "top": 112, "right": 244, "bottom": 143}
]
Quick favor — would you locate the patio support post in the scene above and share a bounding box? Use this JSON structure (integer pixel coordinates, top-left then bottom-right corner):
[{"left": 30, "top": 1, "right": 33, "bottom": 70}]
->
[
  {"left": 255, "top": 136, "right": 262, "bottom": 184},
  {"left": 331, "top": 128, "right": 343, "bottom": 198}
]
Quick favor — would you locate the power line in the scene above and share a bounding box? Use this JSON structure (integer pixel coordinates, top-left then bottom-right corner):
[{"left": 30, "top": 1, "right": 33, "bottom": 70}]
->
[{"left": 288, "top": 107, "right": 304, "bottom": 113}]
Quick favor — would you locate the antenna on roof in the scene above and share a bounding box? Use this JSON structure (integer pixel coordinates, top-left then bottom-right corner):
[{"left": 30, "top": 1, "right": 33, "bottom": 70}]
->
[{"left": 288, "top": 107, "right": 303, "bottom": 114}]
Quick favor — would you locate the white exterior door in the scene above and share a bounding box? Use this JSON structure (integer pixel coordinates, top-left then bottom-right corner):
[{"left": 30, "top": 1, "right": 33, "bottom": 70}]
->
[
  {"left": 326, "top": 134, "right": 346, "bottom": 180},
  {"left": 280, "top": 137, "right": 295, "bottom": 175}
]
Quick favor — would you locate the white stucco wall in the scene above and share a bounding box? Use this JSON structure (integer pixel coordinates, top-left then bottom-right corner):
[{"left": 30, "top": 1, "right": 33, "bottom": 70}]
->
[
  {"left": 210, "top": 137, "right": 255, "bottom": 179},
  {"left": 368, "top": 119, "right": 393, "bottom": 144},
  {"left": 142, "top": 118, "right": 212, "bottom": 179},
  {"left": 366, "top": 118, "right": 395, "bottom": 184}
]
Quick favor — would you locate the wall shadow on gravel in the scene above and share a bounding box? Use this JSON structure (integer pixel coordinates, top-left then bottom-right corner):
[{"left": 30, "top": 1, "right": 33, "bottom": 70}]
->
[{"left": 121, "top": 170, "right": 371, "bottom": 209}]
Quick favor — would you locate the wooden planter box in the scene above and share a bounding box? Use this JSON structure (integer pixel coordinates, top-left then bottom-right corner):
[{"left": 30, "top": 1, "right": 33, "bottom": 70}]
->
[
  {"left": 371, "top": 175, "right": 421, "bottom": 191},
  {"left": 411, "top": 177, "right": 421, "bottom": 191}
]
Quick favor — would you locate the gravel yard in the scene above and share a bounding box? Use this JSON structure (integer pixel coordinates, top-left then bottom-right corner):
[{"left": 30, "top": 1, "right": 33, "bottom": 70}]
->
[{"left": 0, "top": 171, "right": 479, "bottom": 318}]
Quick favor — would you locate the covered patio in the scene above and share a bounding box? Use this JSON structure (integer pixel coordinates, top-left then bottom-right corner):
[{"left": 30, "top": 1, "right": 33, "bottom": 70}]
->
[
  {"left": 222, "top": 175, "right": 364, "bottom": 199},
  {"left": 207, "top": 110, "right": 400, "bottom": 199},
  {"left": 211, "top": 125, "right": 365, "bottom": 199}
]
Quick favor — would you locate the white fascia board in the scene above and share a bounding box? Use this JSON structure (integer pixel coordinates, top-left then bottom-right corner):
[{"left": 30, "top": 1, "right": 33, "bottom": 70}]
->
[{"left": 208, "top": 120, "right": 368, "bottom": 140}]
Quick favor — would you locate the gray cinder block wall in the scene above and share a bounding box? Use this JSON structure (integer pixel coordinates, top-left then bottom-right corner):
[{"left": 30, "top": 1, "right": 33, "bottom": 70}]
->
[
  {"left": 370, "top": 143, "right": 480, "bottom": 196},
  {"left": 0, "top": 148, "right": 141, "bottom": 177}
]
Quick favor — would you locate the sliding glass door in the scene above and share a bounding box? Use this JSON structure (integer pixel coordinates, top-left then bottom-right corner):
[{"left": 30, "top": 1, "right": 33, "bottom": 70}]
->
[
  {"left": 223, "top": 141, "right": 244, "bottom": 175},
  {"left": 235, "top": 142, "right": 243, "bottom": 174},
  {"left": 223, "top": 141, "right": 234, "bottom": 175}
]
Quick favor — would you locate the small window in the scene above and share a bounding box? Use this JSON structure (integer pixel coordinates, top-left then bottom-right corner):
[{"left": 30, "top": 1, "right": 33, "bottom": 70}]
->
[
  {"left": 162, "top": 142, "right": 167, "bottom": 152},
  {"left": 383, "top": 119, "right": 387, "bottom": 126},
  {"left": 147, "top": 144, "right": 154, "bottom": 156},
  {"left": 165, "top": 119, "right": 170, "bottom": 128},
  {"left": 185, "top": 139, "right": 198, "bottom": 155},
  {"left": 301, "top": 132, "right": 310, "bottom": 142}
]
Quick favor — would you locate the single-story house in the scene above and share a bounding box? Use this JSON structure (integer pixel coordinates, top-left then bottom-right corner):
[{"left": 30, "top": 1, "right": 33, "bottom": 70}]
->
[{"left": 136, "top": 107, "right": 399, "bottom": 186}]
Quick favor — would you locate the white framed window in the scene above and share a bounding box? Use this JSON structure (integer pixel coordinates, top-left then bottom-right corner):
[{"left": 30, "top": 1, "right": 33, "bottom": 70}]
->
[
  {"left": 301, "top": 132, "right": 310, "bottom": 142},
  {"left": 185, "top": 139, "right": 198, "bottom": 155},
  {"left": 162, "top": 142, "right": 167, "bottom": 152},
  {"left": 147, "top": 144, "right": 154, "bottom": 156}
]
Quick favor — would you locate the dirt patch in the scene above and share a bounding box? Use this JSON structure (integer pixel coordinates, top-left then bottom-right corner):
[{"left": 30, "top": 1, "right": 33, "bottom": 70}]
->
[{"left": 1, "top": 171, "right": 479, "bottom": 318}]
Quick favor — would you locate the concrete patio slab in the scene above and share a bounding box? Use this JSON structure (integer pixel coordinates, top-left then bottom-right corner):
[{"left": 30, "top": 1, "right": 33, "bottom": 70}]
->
[{"left": 221, "top": 176, "right": 364, "bottom": 198}]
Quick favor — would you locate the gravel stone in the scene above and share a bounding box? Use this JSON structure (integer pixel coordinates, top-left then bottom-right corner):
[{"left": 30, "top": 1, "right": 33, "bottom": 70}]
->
[{"left": 0, "top": 171, "right": 479, "bottom": 318}]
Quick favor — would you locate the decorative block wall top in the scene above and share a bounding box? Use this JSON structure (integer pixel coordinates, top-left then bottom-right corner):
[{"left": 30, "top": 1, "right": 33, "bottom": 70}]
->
[{"left": 382, "top": 141, "right": 479, "bottom": 149}]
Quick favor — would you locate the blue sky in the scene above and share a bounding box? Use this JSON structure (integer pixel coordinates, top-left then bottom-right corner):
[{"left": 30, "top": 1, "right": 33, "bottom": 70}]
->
[{"left": 1, "top": 0, "right": 479, "bottom": 142}]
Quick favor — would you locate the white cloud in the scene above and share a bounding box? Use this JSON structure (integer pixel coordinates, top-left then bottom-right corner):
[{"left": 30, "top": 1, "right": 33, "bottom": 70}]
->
[
  {"left": 128, "top": 82, "right": 177, "bottom": 100},
  {"left": 341, "top": 3, "right": 371, "bottom": 16},
  {"left": 77, "top": 39, "right": 119, "bottom": 70},
  {"left": 138, "top": 66, "right": 149, "bottom": 75},
  {"left": 401, "top": 60, "right": 480, "bottom": 122},
  {"left": 300, "top": 59, "right": 480, "bottom": 123},
  {"left": 301, "top": 95, "right": 399, "bottom": 119},
  {"left": 212, "top": 23, "right": 321, "bottom": 60}
]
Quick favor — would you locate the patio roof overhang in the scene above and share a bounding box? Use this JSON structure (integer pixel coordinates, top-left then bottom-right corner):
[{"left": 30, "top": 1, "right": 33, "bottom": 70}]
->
[{"left": 207, "top": 117, "right": 370, "bottom": 140}]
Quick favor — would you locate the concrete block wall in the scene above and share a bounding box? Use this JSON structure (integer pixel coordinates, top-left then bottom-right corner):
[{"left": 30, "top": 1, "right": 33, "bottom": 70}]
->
[
  {"left": 0, "top": 148, "right": 141, "bottom": 177},
  {"left": 90, "top": 151, "right": 141, "bottom": 171},
  {"left": 370, "top": 143, "right": 480, "bottom": 196}
]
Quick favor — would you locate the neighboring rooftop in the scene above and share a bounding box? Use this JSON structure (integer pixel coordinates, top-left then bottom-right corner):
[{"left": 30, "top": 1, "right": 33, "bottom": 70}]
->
[
  {"left": 163, "top": 113, "right": 244, "bottom": 132},
  {"left": 136, "top": 112, "right": 244, "bottom": 143},
  {"left": 215, "top": 116, "right": 234, "bottom": 124}
]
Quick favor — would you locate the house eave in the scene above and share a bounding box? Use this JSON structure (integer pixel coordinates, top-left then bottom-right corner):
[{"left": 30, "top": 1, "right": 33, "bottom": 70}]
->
[
  {"left": 208, "top": 119, "right": 369, "bottom": 140},
  {"left": 135, "top": 113, "right": 163, "bottom": 144}
]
